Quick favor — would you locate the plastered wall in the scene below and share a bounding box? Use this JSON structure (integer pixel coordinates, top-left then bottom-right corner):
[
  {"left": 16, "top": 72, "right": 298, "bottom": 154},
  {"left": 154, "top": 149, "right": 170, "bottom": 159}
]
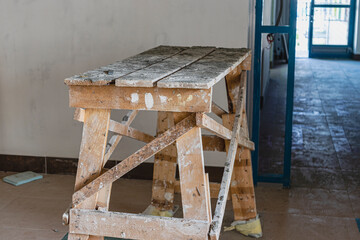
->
[{"left": 0, "top": 0, "right": 250, "bottom": 166}]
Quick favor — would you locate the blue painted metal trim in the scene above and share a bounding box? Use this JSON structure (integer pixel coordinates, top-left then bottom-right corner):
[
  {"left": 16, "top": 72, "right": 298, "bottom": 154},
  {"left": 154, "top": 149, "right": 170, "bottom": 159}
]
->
[
  {"left": 251, "top": 0, "right": 264, "bottom": 186},
  {"left": 260, "top": 25, "right": 290, "bottom": 33},
  {"left": 309, "top": 0, "right": 356, "bottom": 58},
  {"left": 257, "top": 174, "right": 284, "bottom": 184},
  {"left": 283, "top": 0, "right": 298, "bottom": 188},
  {"left": 314, "top": 4, "right": 351, "bottom": 8},
  {"left": 356, "top": 218, "right": 360, "bottom": 232},
  {"left": 252, "top": 0, "right": 297, "bottom": 187}
]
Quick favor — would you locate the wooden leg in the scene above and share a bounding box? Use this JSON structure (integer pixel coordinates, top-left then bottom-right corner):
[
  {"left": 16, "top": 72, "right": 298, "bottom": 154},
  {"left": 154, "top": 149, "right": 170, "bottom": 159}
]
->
[
  {"left": 223, "top": 113, "right": 257, "bottom": 221},
  {"left": 150, "top": 112, "right": 177, "bottom": 211},
  {"left": 68, "top": 108, "right": 111, "bottom": 240},
  {"left": 176, "top": 124, "right": 211, "bottom": 222}
]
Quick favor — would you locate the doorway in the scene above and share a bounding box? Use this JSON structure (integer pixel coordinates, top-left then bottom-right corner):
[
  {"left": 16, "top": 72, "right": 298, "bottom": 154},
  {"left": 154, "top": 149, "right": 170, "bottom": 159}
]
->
[{"left": 296, "top": 0, "right": 356, "bottom": 58}]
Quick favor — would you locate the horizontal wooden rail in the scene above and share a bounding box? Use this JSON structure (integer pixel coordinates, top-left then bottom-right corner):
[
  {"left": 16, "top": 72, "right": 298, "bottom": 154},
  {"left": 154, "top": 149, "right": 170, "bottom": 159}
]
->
[
  {"left": 69, "top": 209, "right": 210, "bottom": 240},
  {"left": 196, "top": 113, "right": 255, "bottom": 151}
]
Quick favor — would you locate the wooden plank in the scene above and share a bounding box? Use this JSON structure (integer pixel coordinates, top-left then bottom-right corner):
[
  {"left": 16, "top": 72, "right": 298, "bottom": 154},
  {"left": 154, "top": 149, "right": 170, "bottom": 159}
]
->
[
  {"left": 109, "top": 119, "right": 154, "bottom": 143},
  {"left": 157, "top": 48, "right": 251, "bottom": 89},
  {"left": 224, "top": 113, "right": 257, "bottom": 221},
  {"left": 211, "top": 101, "right": 228, "bottom": 118},
  {"left": 202, "top": 135, "right": 226, "bottom": 152},
  {"left": 176, "top": 126, "right": 211, "bottom": 222},
  {"left": 209, "top": 75, "right": 246, "bottom": 240},
  {"left": 225, "top": 67, "right": 243, "bottom": 113},
  {"left": 104, "top": 110, "right": 138, "bottom": 162},
  {"left": 69, "top": 209, "right": 209, "bottom": 240},
  {"left": 64, "top": 46, "right": 187, "bottom": 86},
  {"left": 151, "top": 112, "right": 177, "bottom": 210},
  {"left": 69, "top": 85, "right": 212, "bottom": 113},
  {"left": 68, "top": 109, "right": 111, "bottom": 240},
  {"left": 74, "top": 108, "right": 152, "bottom": 144},
  {"left": 116, "top": 47, "right": 215, "bottom": 87},
  {"left": 72, "top": 114, "right": 197, "bottom": 207},
  {"left": 174, "top": 181, "right": 230, "bottom": 200},
  {"left": 196, "top": 113, "right": 255, "bottom": 151},
  {"left": 240, "top": 54, "right": 252, "bottom": 71}
]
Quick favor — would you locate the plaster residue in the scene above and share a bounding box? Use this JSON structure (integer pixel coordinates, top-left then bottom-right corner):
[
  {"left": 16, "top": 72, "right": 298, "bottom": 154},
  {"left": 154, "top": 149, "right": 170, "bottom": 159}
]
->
[
  {"left": 131, "top": 93, "right": 139, "bottom": 103},
  {"left": 145, "top": 93, "right": 154, "bottom": 109},
  {"left": 159, "top": 95, "right": 167, "bottom": 104},
  {"left": 164, "top": 192, "right": 173, "bottom": 201}
]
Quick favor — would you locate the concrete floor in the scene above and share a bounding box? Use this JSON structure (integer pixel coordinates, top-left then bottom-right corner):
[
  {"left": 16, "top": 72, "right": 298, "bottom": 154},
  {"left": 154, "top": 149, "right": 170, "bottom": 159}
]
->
[{"left": 0, "top": 58, "right": 359, "bottom": 239}]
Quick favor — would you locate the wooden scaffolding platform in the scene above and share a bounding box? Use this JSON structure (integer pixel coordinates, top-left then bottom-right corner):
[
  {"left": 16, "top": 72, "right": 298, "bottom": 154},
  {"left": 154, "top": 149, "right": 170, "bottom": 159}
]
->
[{"left": 63, "top": 46, "right": 260, "bottom": 240}]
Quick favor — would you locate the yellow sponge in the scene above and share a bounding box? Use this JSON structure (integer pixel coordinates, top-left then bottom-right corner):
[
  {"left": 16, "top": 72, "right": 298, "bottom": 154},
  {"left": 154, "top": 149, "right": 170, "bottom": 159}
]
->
[
  {"left": 142, "top": 205, "right": 178, "bottom": 217},
  {"left": 224, "top": 215, "right": 263, "bottom": 238}
]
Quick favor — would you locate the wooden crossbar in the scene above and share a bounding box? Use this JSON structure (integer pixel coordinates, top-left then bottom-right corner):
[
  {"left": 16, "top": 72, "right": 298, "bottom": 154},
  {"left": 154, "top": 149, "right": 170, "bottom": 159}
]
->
[
  {"left": 74, "top": 108, "right": 152, "bottom": 144},
  {"left": 209, "top": 72, "right": 247, "bottom": 240},
  {"left": 69, "top": 209, "right": 209, "bottom": 240},
  {"left": 104, "top": 110, "right": 138, "bottom": 162},
  {"left": 196, "top": 113, "right": 255, "bottom": 151},
  {"left": 211, "top": 101, "right": 228, "bottom": 118},
  {"left": 72, "top": 114, "right": 196, "bottom": 207}
]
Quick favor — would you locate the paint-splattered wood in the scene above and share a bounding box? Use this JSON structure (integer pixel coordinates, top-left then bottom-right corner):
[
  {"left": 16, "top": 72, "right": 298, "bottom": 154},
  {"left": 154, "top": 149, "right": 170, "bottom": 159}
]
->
[
  {"left": 116, "top": 47, "right": 215, "bottom": 87},
  {"left": 176, "top": 126, "right": 211, "bottom": 222},
  {"left": 202, "top": 135, "right": 226, "bottom": 152},
  {"left": 223, "top": 113, "right": 257, "bottom": 221},
  {"left": 68, "top": 109, "right": 110, "bottom": 240},
  {"left": 104, "top": 110, "right": 138, "bottom": 162},
  {"left": 211, "top": 101, "right": 228, "bottom": 118},
  {"left": 157, "top": 48, "right": 250, "bottom": 89},
  {"left": 151, "top": 112, "right": 177, "bottom": 211},
  {"left": 72, "top": 114, "right": 196, "bottom": 207},
  {"left": 74, "top": 108, "right": 152, "bottom": 144},
  {"left": 69, "top": 209, "right": 210, "bottom": 240},
  {"left": 196, "top": 113, "right": 255, "bottom": 151},
  {"left": 64, "top": 46, "right": 187, "bottom": 86},
  {"left": 69, "top": 85, "right": 212, "bottom": 112},
  {"left": 209, "top": 73, "right": 246, "bottom": 240}
]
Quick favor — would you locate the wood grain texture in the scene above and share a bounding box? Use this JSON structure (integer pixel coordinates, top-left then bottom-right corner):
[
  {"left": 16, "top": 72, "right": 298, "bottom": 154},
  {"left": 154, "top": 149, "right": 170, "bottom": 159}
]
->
[
  {"left": 72, "top": 114, "right": 197, "bottom": 207},
  {"left": 116, "top": 47, "right": 215, "bottom": 87},
  {"left": 211, "top": 101, "right": 228, "bottom": 118},
  {"left": 69, "top": 209, "right": 210, "bottom": 240},
  {"left": 157, "top": 48, "right": 250, "bottom": 89},
  {"left": 151, "top": 112, "right": 177, "bottom": 210},
  {"left": 69, "top": 109, "right": 111, "bottom": 240},
  {"left": 69, "top": 85, "right": 212, "bottom": 113},
  {"left": 104, "top": 110, "right": 138, "bottom": 162},
  {"left": 196, "top": 113, "right": 255, "bottom": 151},
  {"left": 209, "top": 73, "right": 247, "bottom": 240},
  {"left": 224, "top": 113, "right": 257, "bottom": 221},
  {"left": 65, "top": 46, "right": 187, "bottom": 86},
  {"left": 176, "top": 127, "right": 211, "bottom": 222}
]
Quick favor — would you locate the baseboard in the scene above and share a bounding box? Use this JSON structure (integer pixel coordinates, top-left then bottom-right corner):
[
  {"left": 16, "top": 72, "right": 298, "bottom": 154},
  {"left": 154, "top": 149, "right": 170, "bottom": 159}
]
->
[
  {"left": 0, "top": 154, "right": 224, "bottom": 182},
  {"left": 353, "top": 54, "right": 360, "bottom": 60}
]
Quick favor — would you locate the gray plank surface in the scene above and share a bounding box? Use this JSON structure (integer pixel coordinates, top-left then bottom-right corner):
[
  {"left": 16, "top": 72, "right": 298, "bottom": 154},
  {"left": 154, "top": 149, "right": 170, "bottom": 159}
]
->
[
  {"left": 157, "top": 48, "right": 251, "bottom": 89},
  {"left": 115, "top": 47, "right": 216, "bottom": 87},
  {"left": 64, "top": 46, "right": 187, "bottom": 86}
]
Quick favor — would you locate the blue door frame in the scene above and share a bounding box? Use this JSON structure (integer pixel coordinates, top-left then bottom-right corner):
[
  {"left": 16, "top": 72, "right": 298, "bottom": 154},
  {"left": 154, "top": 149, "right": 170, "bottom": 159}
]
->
[
  {"left": 252, "top": 0, "right": 298, "bottom": 187},
  {"left": 309, "top": 0, "right": 356, "bottom": 58}
]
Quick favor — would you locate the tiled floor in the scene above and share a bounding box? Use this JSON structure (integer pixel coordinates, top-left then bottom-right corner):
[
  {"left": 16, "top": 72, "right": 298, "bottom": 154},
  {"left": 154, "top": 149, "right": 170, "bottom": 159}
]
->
[{"left": 0, "top": 58, "right": 359, "bottom": 240}]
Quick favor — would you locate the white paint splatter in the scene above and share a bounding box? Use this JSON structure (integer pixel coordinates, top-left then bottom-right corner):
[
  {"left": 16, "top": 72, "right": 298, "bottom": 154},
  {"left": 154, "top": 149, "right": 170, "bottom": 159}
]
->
[
  {"left": 145, "top": 93, "right": 154, "bottom": 109},
  {"left": 159, "top": 95, "right": 167, "bottom": 104},
  {"left": 131, "top": 93, "right": 139, "bottom": 103},
  {"left": 186, "top": 95, "right": 193, "bottom": 102},
  {"left": 164, "top": 192, "right": 173, "bottom": 201}
]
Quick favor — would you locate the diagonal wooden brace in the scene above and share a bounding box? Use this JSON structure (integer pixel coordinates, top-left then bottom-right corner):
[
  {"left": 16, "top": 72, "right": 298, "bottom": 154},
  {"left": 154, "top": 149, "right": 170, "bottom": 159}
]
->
[
  {"left": 209, "top": 71, "right": 247, "bottom": 240},
  {"left": 72, "top": 113, "right": 197, "bottom": 208}
]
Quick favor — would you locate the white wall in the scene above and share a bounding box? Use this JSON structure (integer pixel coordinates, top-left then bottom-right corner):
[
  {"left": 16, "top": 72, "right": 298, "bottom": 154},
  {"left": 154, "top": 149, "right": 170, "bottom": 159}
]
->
[{"left": 0, "top": 0, "right": 250, "bottom": 166}]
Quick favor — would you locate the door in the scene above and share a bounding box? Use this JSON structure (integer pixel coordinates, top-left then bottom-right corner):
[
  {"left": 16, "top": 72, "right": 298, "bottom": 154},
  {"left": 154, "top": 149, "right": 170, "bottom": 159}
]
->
[{"left": 309, "top": 0, "right": 356, "bottom": 58}]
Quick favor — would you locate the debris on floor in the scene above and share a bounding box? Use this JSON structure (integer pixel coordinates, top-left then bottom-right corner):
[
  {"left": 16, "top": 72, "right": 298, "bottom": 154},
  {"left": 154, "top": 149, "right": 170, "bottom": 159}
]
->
[{"left": 2, "top": 171, "right": 43, "bottom": 186}]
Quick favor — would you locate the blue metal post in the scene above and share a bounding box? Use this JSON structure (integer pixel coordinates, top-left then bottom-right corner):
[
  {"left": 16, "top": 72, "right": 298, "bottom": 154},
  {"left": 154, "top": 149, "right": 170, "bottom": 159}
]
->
[
  {"left": 252, "top": 0, "right": 298, "bottom": 187},
  {"left": 251, "top": 0, "right": 264, "bottom": 186},
  {"left": 283, "top": 0, "right": 298, "bottom": 188}
]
